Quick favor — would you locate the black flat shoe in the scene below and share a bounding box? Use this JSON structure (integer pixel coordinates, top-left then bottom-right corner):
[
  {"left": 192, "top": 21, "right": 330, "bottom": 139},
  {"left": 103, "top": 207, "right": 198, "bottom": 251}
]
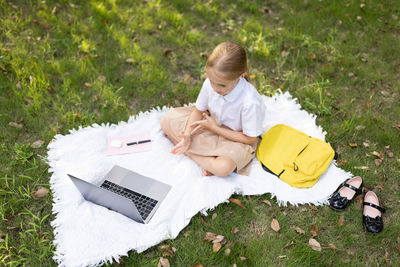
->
[
  {"left": 363, "top": 191, "right": 386, "bottom": 234},
  {"left": 329, "top": 176, "right": 363, "bottom": 211}
]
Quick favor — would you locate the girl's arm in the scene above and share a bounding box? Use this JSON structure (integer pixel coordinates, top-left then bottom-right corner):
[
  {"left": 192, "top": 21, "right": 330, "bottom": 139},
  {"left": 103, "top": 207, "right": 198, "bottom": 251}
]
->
[
  {"left": 171, "top": 107, "right": 203, "bottom": 154},
  {"left": 183, "top": 107, "right": 203, "bottom": 135},
  {"left": 190, "top": 113, "right": 257, "bottom": 145},
  {"left": 212, "top": 125, "right": 257, "bottom": 145}
]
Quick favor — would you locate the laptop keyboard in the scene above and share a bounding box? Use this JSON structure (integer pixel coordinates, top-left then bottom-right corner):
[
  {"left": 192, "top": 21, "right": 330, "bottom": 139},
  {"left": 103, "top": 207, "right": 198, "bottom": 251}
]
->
[{"left": 100, "top": 180, "right": 158, "bottom": 220}]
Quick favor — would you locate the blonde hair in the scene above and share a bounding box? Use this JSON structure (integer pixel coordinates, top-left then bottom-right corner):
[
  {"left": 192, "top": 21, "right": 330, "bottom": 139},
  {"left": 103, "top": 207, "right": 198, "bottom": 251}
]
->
[{"left": 205, "top": 41, "right": 250, "bottom": 82}]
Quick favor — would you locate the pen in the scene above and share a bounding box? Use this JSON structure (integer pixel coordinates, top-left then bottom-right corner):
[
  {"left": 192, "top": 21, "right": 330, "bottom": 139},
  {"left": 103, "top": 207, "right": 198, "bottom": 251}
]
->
[{"left": 126, "top": 139, "right": 151, "bottom": 146}]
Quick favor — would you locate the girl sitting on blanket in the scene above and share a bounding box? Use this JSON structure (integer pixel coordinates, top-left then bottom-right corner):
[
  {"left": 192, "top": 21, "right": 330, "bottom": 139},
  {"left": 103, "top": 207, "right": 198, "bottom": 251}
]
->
[{"left": 161, "top": 41, "right": 265, "bottom": 176}]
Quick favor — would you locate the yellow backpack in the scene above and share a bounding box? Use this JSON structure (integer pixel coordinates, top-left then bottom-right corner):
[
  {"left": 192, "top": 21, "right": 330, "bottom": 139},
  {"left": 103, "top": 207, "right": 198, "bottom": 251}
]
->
[{"left": 256, "top": 124, "right": 335, "bottom": 188}]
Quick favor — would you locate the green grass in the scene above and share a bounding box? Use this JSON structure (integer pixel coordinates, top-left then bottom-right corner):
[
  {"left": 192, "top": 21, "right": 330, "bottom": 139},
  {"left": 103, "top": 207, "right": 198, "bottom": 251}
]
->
[{"left": 1, "top": 0, "right": 399, "bottom": 266}]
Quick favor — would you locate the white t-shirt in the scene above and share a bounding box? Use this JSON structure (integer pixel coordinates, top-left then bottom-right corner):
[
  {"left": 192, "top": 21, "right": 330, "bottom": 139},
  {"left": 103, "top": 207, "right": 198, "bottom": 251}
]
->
[{"left": 195, "top": 77, "right": 265, "bottom": 137}]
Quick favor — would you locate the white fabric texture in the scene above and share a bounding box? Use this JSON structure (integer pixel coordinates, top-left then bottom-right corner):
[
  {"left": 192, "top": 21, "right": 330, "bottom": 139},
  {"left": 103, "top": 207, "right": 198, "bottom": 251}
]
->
[
  {"left": 195, "top": 77, "right": 265, "bottom": 136},
  {"left": 47, "top": 92, "right": 352, "bottom": 267}
]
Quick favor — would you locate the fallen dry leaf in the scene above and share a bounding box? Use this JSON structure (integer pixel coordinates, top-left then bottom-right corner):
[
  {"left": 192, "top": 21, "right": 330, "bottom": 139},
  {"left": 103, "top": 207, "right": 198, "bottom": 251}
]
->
[
  {"left": 346, "top": 249, "right": 356, "bottom": 255},
  {"left": 387, "top": 151, "right": 394, "bottom": 158},
  {"left": 380, "top": 90, "right": 390, "bottom": 96},
  {"left": 363, "top": 142, "right": 370, "bottom": 147},
  {"left": 126, "top": 58, "right": 134, "bottom": 63},
  {"left": 295, "top": 226, "right": 305, "bottom": 234},
  {"left": 371, "top": 151, "right": 384, "bottom": 159},
  {"left": 271, "top": 218, "right": 280, "bottom": 232},
  {"left": 204, "top": 232, "right": 217, "bottom": 242},
  {"left": 310, "top": 230, "right": 317, "bottom": 238},
  {"left": 312, "top": 224, "right": 319, "bottom": 234},
  {"left": 284, "top": 240, "right": 294, "bottom": 248},
  {"left": 212, "top": 213, "right": 217, "bottom": 220},
  {"left": 384, "top": 250, "right": 389, "bottom": 261},
  {"left": 374, "top": 159, "right": 383, "bottom": 167},
  {"left": 158, "top": 257, "right": 170, "bottom": 267},
  {"left": 338, "top": 215, "right": 345, "bottom": 226},
  {"left": 9, "top": 122, "right": 23, "bottom": 128},
  {"left": 309, "top": 53, "right": 316, "bottom": 59},
  {"left": 31, "top": 140, "right": 44, "bottom": 148},
  {"left": 225, "top": 248, "right": 231, "bottom": 256},
  {"left": 184, "top": 231, "right": 190, "bottom": 237},
  {"left": 192, "top": 265, "right": 204, "bottom": 267},
  {"left": 159, "top": 244, "right": 171, "bottom": 250},
  {"left": 262, "top": 200, "right": 272, "bottom": 206},
  {"left": 231, "top": 227, "right": 239, "bottom": 234},
  {"left": 382, "top": 169, "right": 386, "bottom": 184},
  {"left": 281, "top": 50, "right": 289, "bottom": 57},
  {"left": 349, "top": 143, "right": 358, "bottom": 148},
  {"left": 309, "top": 238, "right": 321, "bottom": 251},
  {"left": 213, "top": 242, "right": 222, "bottom": 253},
  {"left": 32, "top": 187, "right": 49, "bottom": 199},
  {"left": 354, "top": 166, "right": 369, "bottom": 170},
  {"left": 84, "top": 82, "right": 92, "bottom": 87},
  {"left": 212, "top": 235, "right": 225, "bottom": 244},
  {"left": 229, "top": 198, "right": 246, "bottom": 209},
  {"left": 309, "top": 206, "right": 319, "bottom": 213},
  {"left": 162, "top": 251, "right": 172, "bottom": 257},
  {"left": 310, "top": 224, "right": 318, "bottom": 237},
  {"left": 183, "top": 74, "right": 191, "bottom": 83},
  {"left": 200, "top": 217, "right": 208, "bottom": 225},
  {"left": 355, "top": 125, "right": 366, "bottom": 130},
  {"left": 240, "top": 256, "right": 247, "bottom": 261},
  {"left": 328, "top": 243, "right": 337, "bottom": 250},
  {"left": 200, "top": 51, "right": 208, "bottom": 58},
  {"left": 6, "top": 226, "right": 20, "bottom": 230}
]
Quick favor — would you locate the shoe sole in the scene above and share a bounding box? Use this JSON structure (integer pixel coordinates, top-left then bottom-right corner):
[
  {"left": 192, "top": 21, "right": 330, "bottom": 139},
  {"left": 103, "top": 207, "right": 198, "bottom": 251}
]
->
[{"left": 329, "top": 205, "right": 347, "bottom": 212}]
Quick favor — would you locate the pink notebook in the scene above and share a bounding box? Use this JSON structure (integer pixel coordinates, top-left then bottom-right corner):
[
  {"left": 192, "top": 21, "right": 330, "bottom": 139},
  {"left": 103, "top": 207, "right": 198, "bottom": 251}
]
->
[{"left": 106, "top": 133, "right": 152, "bottom": 156}]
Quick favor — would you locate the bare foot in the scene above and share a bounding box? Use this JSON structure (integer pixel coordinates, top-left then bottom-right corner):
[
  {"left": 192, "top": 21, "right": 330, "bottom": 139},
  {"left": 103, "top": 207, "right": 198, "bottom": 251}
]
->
[{"left": 202, "top": 169, "right": 213, "bottom": 176}]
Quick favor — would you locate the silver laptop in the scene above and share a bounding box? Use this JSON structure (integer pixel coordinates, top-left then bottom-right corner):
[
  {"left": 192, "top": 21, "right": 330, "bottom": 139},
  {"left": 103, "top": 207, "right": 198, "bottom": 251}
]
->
[{"left": 68, "top": 165, "right": 171, "bottom": 224}]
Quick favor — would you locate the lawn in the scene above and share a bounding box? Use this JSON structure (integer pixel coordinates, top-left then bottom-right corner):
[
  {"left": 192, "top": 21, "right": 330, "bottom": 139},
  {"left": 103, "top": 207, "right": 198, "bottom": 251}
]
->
[{"left": 0, "top": 0, "right": 399, "bottom": 266}]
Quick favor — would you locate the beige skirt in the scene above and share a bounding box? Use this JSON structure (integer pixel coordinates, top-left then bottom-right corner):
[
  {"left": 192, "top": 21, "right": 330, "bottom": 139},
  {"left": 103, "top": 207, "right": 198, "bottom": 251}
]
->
[{"left": 162, "top": 106, "right": 257, "bottom": 175}]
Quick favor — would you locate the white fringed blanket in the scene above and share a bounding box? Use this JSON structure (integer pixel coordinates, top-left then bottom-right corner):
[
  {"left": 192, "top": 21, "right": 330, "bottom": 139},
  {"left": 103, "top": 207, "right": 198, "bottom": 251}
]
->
[{"left": 47, "top": 92, "right": 352, "bottom": 266}]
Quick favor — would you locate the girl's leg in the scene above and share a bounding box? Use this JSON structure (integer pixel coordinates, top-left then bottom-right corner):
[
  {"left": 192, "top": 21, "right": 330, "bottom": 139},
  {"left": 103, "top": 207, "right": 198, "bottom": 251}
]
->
[
  {"left": 161, "top": 115, "right": 236, "bottom": 176},
  {"left": 186, "top": 152, "right": 236, "bottom": 177}
]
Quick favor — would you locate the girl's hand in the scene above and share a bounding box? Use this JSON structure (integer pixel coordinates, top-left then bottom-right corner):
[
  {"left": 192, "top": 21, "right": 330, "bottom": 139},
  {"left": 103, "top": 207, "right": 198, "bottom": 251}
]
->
[
  {"left": 171, "top": 132, "right": 191, "bottom": 154},
  {"left": 190, "top": 113, "right": 219, "bottom": 134}
]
